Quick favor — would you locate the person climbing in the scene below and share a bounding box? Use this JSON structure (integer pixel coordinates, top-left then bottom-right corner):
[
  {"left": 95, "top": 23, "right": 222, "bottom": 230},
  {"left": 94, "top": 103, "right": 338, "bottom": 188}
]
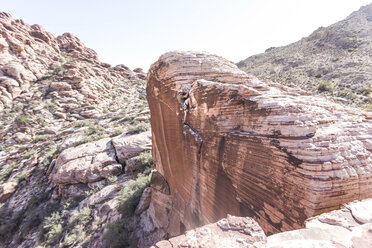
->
[{"left": 177, "top": 89, "right": 190, "bottom": 122}]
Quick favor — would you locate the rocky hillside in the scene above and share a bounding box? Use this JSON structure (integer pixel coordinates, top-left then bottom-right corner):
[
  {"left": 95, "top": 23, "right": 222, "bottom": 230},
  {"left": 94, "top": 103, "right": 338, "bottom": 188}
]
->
[
  {"left": 0, "top": 12, "right": 153, "bottom": 247},
  {"left": 237, "top": 3, "right": 372, "bottom": 109}
]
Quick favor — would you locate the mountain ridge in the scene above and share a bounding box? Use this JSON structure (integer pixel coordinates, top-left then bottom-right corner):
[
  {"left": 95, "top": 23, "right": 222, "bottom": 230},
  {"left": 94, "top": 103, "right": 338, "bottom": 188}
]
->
[{"left": 237, "top": 3, "right": 372, "bottom": 109}]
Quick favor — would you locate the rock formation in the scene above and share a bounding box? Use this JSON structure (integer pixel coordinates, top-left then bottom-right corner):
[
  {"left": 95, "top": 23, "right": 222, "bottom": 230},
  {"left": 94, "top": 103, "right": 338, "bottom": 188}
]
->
[
  {"left": 153, "top": 199, "right": 372, "bottom": 248},
  {"left": 0, "top": 12, "right": 152, "bottom": 247},
  {"left": 145, "top": 51, "right": 372, "bottom": 239}
]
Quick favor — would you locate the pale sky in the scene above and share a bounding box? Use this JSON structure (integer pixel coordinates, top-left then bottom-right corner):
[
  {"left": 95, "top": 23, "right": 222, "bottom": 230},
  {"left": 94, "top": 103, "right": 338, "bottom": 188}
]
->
[{"left": 2, "top": 0, "right": 371, "bottom": 70}]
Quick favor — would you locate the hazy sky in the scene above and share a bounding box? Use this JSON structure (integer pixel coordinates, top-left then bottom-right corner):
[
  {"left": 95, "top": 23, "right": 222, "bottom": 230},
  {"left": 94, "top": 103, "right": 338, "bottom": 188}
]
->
[{"left": 2, "top": 0, "right": 371, "bottom": 70}]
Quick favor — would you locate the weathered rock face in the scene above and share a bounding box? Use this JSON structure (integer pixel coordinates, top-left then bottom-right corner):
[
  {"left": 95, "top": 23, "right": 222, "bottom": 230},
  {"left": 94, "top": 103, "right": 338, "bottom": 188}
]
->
[
  {"left": 153, "top": 199, "right": 372, "bottom": 248},
  {"left": 153, "top": 215, "right": 267, "bottom": 248},
  {"left": 146, "top": 51, "right": 372, "bottom": 236},
  {"left": 50, "top": 138, "right": 122, "bottom": 184}
]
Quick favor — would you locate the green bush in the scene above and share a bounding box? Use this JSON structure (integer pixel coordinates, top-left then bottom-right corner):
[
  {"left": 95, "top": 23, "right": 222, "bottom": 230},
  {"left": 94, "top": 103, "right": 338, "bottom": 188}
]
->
[
  {"left": 76, "top": 133, "right": 108, "bottom": 146},
  {"left": 107, "top": 176, "right": 118, "bottom": 185},
  {"left": 23, "top": 150, "right": 38, "bottom": 159},
  {"left": 73, "top": 119, "right": 95, "bottom": 128},
  {"left": 31, "top": 135, "right": 48, "bottom": 143},
  {"left": 110, "top": 128, "right": 124, "bottom": 137},
  {"left": 117, "top": 173, "right": 151, "bottom": 216},
  {"left": 42, "top": 212, "right": 64, "bottom": 245},
  {"left": 103, "top": 219, "right": 136, "bottom": 248},
  {"left": 15, "top": 114, "right": 32, "bottom": 126},
  {"left": 0, "top": 207, "right": 24, "bottom": 239},
  {"left": 317, "top": 81, "right": 334, "bottom": 93},
  {"left": 135, "top": 150, "right": 154, "bottom": 172},
  {"left": 69, "top": 208, "right": 92, "bottom": 228},
  {"left": 126, "top": 122, "right": 149, "bottom": 135},
  {"left": 14, "top": 169, "right": 33, "bottom": 182},
  {"left": 110, "top": 110, "right": 127, "bottom": 121},
  {"left": 39, "top": 146, "right": 58, "bottom": 168},
  {"left": 45, "top": 103, "right": 58, "bottom": 113},
  {"left": 0, "top": 162, "right": 16, "bottom": 184}
]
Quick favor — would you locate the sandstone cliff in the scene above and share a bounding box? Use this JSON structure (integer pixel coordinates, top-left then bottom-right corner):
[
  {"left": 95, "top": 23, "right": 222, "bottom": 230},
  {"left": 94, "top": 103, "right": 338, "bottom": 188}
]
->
[
  {"left": 144, "top": 51, "right": 372, "bottom": 242},
  {"left": 238, "top": 3, "right": 372, "bottom": 109}
]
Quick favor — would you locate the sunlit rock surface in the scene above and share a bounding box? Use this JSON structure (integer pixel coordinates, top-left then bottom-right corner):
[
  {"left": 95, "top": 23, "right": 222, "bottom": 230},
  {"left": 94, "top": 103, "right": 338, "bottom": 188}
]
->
[{"left": 145, "top": 51, "right": 372, "bottom": 237}]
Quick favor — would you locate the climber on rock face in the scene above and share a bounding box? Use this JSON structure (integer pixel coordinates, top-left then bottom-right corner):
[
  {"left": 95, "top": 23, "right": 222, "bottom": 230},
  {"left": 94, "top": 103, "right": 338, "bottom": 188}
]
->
[
  {"left": 177, "top": 89, "right": 189, "bottom": 110},
  {"left": 177, "top": 89, "right": 190, "bottom": 123}
]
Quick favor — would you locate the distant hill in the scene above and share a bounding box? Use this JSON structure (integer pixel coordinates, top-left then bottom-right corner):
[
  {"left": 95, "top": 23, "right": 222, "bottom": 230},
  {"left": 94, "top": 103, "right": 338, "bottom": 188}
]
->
[{"left": 237, "top": 3, "right": 372, "bottom": 109}]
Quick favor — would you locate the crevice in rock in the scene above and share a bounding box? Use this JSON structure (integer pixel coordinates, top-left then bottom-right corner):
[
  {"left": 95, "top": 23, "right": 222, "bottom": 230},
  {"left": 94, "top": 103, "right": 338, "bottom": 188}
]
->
[
  {"left": 110, "top": 140, "right": 125, "bottom": 173},
  {"left": 184, "top": 121, "right": 203, "bottom": 225}
]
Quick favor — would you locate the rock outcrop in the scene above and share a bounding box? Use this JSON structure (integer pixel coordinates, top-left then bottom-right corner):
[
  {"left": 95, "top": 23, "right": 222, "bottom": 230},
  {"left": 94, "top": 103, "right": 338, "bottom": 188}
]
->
[
  {"left": 153, "top": 199, "right": 372, "bottom": 248},
  {"left": 0, "top": 12, "right": 152, "bottom": 248},
  {"left": 153, "top": 215, "right": 267, "bottom": 248},
  {"left": 146, "top": 51, "right": 372, "bottom": 237}
]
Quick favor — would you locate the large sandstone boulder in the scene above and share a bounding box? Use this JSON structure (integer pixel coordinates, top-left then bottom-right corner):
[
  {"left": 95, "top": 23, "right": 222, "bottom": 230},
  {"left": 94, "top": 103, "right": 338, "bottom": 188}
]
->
[
  {"left": 146, "top": 51, "right": 372, "bottom": 236},
  {"left": 50, "top": 138, "right": 122, "bottom": 184}
]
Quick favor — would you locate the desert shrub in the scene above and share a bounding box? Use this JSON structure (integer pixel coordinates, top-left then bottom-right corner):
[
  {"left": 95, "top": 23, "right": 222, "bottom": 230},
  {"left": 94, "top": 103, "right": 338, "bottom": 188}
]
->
[
  {"left": 0, "top": 162, "right": 16, "bottom": 183},
  {"left": 62, "top": 208, "right": 92, "bottom": 246},
  {"left": 69, "top": 208, "right": 92, "bottom": 227},
  {"left": 110, "top": 128, "right": 124, "bottom": 137},
  {"left": 45, "top": 103, "right": 58, "bottom": 113},
  {"left": 15, "top": 114, "right": 32, "bottom": 126},
  {"left": 0, "top": 206, "right": 24, "bottom": 239},
  {"left": 84, "top": 125, "right": 105, "bottom": 136},
  {"left": 42, "top": 212, "right": 64, "bottom": 245},
  {"left": 107, "top": 176, "right": 118, "bottom": 185},
  {"left": 31, "top": 135, "right": 48, "bottom": 143},
  {"left": 103, "top": 219, "right": 136, "bottom": 248},
  {"left": 317, "top": 81, "right": 334, "bottom": 93},
  {"left": 73, "top": 119, "right": 95, "bottom": 128},
  {"left": 360, "top": 86, "right": 372, "bottom": 96},
  {"left": 14, "top": 168, "right": 33, "bottom": 183},
  {"left": 135, "top": 150, "right": 154, "bottom": 172},
  {"left": 110, "top": 110, "right": 127, "bottom": 121},
  {"left": 84, "top": 184, "right": 105, "bottom": 197},
  {"left": 117, "top": 173, "right": 151, "bottom": 216},
  {"left": 39, "top": 146, "right": 58, "bottom": 168},
  {"left": 23, "top": 150, "right": 38, "bottom": 159},
  {"left": 126, "top": 121, "right": 149, "bottom": 135},
  {"left": 76, "top": 134, "right": 107, "bottom": 146}
]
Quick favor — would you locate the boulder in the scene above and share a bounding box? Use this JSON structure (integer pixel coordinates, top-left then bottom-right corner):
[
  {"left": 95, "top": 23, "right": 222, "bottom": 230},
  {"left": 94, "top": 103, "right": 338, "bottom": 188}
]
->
[
  {"left": 112, "top": 131, "right": 152, "bottom": 164},
  {"left": 13, "top": 132, "right": 31, "bottom": 143},
  {"left": 50, "top": 138, "right": 122, "bottom": 184},
  {"left": 0, "top": 181, "right": 17, "bottom": 203},
  {"left": 152, "top": 199, "right": 372, "bottom": 248},
  {"left": 135, "top": 187, "right": 152, "bottom": 215},
  {"left": 152, "top": 215, "right": 267, "bottom": 248},
  {"left": 146, "top": 51, "right": 372, "bottom": 236}
]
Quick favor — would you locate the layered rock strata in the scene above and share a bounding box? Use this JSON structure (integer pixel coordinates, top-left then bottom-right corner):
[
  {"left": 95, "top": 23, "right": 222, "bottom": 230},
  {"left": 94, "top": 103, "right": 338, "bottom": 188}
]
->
[
  {"left": 153, "top": 199, "right": 372, "bottom": 248},
  {"left": 146, "top": 51, "right": 372, "bottom": 236}
]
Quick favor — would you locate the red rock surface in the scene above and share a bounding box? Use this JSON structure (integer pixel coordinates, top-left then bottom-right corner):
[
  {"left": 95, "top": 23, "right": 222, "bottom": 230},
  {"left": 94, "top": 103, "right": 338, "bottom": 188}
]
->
[
  {"left": 145, "top": 51, "right": 372, "bottom": 237},
  {"left": 152, "top": 199, "right": 372, "bottom": 248}
]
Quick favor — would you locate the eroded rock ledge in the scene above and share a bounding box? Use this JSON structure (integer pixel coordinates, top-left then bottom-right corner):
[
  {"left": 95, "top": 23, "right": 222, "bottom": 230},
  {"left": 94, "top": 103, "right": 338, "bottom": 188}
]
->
[
  {"left": 145, "top": 51, "right": 372, "bottom": 239},
  {"left": 152, "top": 199, "right": 372, "bottom": 248}
]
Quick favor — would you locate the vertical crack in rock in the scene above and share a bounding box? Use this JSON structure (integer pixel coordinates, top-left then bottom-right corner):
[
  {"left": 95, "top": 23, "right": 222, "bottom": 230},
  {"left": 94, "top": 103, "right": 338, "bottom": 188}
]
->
[{"left": 184, "top": 121, "right": 203, "bottom": 225}]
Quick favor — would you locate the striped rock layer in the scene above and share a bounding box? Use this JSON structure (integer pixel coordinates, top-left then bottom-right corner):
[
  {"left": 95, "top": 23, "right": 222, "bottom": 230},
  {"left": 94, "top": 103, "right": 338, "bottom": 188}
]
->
[{"left": 146, "top": 51, "right": 372, "bottom": 236}]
